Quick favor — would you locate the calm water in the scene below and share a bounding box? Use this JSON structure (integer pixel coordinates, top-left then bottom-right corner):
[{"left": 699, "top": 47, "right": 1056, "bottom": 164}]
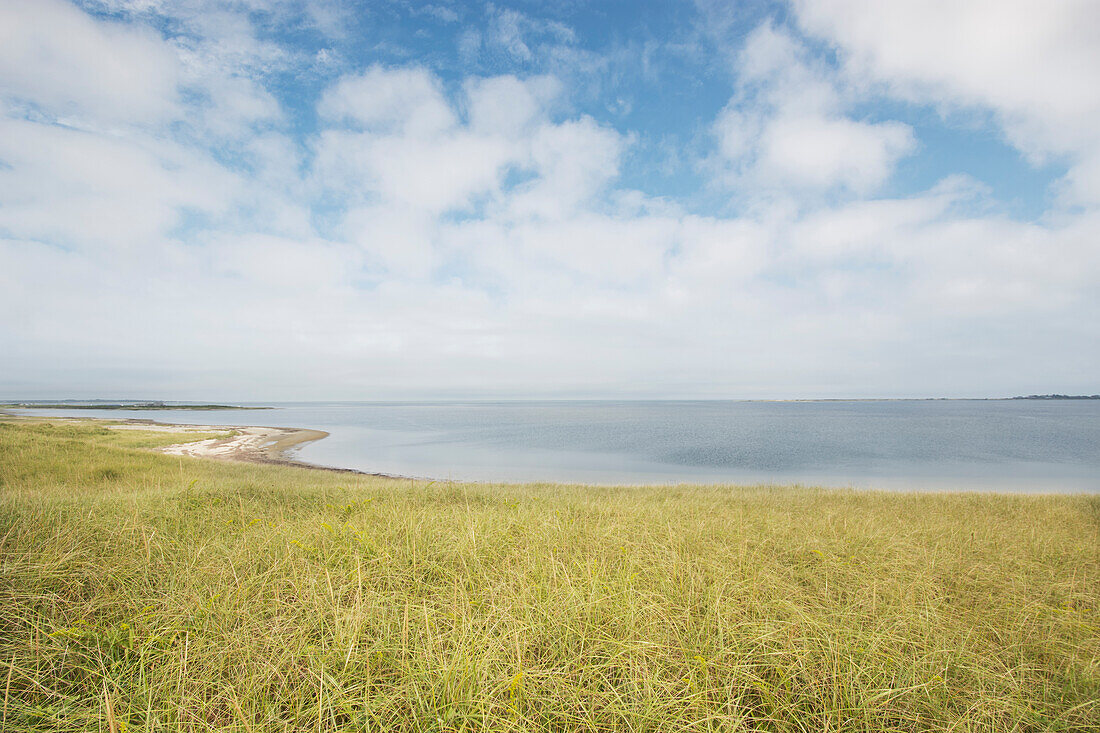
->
[{"left": 13, "top": 400, "right": 1100, "bottom": 491}]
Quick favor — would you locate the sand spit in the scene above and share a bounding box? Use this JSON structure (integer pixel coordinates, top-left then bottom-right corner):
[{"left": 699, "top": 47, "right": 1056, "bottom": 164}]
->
[
  {"left": 153, "top": 422, "right": 402, "bottom": 475},
  {"left": 159, "top": 424, "right": 329, "bottom": 465},
  {"left": 121, "top": 420, "right": 398, "bottom": 475},
  {"left": 147, "top": 422, "right": 401, "bottom": 476},
  {"left": 0, "top": 412, "right": 403, "bottom": 478},
  {"left": 0, "top": 410, "right": 364, "bottom": 474}
]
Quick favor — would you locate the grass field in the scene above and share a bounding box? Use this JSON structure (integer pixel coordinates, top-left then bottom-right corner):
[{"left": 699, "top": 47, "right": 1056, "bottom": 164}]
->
[{"left": 1, "top": 419, "right": 1097, "bottom": 731}]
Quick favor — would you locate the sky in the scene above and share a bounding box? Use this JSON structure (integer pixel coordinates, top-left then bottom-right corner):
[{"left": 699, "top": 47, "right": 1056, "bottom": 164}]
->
[{"left": 1, "top": 0, "right": 1098, "bottom": 401}]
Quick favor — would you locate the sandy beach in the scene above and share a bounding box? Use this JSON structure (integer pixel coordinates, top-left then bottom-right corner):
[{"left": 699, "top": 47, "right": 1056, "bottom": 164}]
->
[
  {"left": 152, "top": 423, "right": 330, "bottom": 465},
  {"left": 150, "top": 422, "right": 405, "bottom": 476},
  {"left": 1, "top": 413, "right": 344, "bottom": 472}
]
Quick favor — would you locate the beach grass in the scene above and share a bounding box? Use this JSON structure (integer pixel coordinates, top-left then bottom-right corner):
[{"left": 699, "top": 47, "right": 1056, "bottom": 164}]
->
[{"left": 0, "top": 419, "right": 1097, "bottom": 731}]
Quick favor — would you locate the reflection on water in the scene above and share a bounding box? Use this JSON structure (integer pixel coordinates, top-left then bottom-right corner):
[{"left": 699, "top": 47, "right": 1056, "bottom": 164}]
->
[{"left": 13, "top": 400, "right": 1100, "bottom": 491}]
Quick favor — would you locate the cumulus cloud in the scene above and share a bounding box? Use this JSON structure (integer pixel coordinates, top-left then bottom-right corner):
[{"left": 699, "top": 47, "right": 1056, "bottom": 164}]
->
[
  {"left": 791, "top": 0, "right": 1100, "bottom": 203},
  {"left": 712, "top": 23, "right": 915, "bottom": 195},
  {"left": 464, "top": 74, "right": 562, "bottom": 135},
  {"left": 0, "top": 0, "right": 180, "bottom": 124},
  {"left": 316, "top": 71, "right": 521, "bottom": 223},
  {"left": 319, "top": 67, "right": 457, "bottom": 135},
  {"left": 313, "top": 67, "right": 631, "bottom": 278}
]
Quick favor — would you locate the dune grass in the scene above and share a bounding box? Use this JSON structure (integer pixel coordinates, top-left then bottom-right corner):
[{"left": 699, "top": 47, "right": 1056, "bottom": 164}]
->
[{"left": 0, "top": 419, "right": 1097, "bottom": 731}]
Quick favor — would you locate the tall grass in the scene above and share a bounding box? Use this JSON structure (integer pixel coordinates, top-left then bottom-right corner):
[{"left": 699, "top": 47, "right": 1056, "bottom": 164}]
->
[{"left": 1, "top": 419, "right": 1097, "bottom": 731}]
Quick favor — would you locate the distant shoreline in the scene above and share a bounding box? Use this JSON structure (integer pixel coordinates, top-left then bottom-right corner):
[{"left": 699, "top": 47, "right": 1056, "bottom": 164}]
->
[
  {"left": 1007, "top": 394, "right": 1100, "bottom": 400},
  {"left": 2, "top": 395, "right": 1097, "bottom": 406}
]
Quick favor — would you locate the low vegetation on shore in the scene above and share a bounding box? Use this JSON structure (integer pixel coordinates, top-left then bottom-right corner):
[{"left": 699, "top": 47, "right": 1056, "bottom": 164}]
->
[
  {"left": 1, "top": 419, "right": 1097, "bottom": 731},
  {"left": 1, "top": 402, "right": 266, "bottom": 410}
]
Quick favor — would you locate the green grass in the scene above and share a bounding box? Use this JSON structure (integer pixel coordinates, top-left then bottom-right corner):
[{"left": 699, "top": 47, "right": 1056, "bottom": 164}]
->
[{"left": 0, "top": 420, "right": 1097, "bottom": 732}]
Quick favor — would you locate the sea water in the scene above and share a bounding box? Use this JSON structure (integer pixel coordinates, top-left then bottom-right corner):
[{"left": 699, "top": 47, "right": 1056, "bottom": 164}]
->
[{"left": 12, "top": 400, "right": 1100, "bottom": 491}]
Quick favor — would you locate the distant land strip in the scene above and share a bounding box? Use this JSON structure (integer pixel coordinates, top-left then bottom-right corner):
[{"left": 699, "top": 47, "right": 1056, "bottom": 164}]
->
[
  {"left": 1010, "top": 394, "right": 1100, "bottom": 400},
  {"left": 0, "top": 402, "right": 269, "bottom": 410},
  {"left": 2, "top": 396, "right": 1098, "bottom": 409}
]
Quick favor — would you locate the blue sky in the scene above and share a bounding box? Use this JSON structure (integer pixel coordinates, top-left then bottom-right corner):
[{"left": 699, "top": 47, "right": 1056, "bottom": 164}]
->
[{"left": 1, "top": 0, "right": 1098, "bottom": 399}]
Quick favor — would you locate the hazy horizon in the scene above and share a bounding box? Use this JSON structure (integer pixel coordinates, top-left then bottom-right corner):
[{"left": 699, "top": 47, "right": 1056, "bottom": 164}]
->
[{"left": 2, "top": 1, "right": 1098, "bottom": 399}]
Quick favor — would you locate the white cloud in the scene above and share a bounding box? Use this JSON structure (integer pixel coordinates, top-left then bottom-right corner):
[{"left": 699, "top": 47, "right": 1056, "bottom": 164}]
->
[
  {"left": 0, "top": 117, "right": 239, "bottom": 249},
  {"left": 507, "top": 117, "right": 626, "bottom": 219},
  {"left": 712, "top": 23, "right": 915, "bottom": 195},
  {"left": 319, "top": 66, "right": 456, "bottom": 135},
  {"left": 757, "top": 115, "right": 914, "bottom": 192},
  {"left": 206, "top": 233, "right": 363, "bottom": 292},
  {"left": 315, "top": 67, "right": 524, "bottom": 218},
  {"left": 311, "top": 67, "right": 629, "bottom": 280},
  {"left": 669, "top": 217, "right": 770, "bottom": 289},
  {"left": 342, "top": 204, "right": 439, "bottom": 277},
  {"left": 314, "top": 127, "right": 516, "bottom": 214},
  {"left": 792, "top": 0, "right": 1100, "bottom": 203},
  {"left": 314, "top": 67, "right": 625, "bottom": 227},
  {"left": 464, "top": 74, "right": 561, "bottom": 136},
  {"left": 0, "top": 0, "right": 181, "bottom": 125},
  {"left": 510, "top": 214, "right": 679, "bottom": 286}
]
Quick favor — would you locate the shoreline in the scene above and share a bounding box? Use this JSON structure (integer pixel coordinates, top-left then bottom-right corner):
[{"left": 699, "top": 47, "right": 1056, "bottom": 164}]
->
[
  {"left": 1, "top": 411, "right": 397, "bottom": 478},
  {"left": 156, "top": 423, "right": 333, "bottom": 466},
  {"left": 3, "top": 411, "right": 1095, "bottom": 493},
  {"left": 131, "top": 419, "right": 397, "bottom": 476}
]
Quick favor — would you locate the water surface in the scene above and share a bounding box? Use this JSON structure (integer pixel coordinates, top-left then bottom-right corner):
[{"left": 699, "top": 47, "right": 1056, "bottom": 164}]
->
[{"left": 12, "top": 400, "right": 1100, "bottom": 491}]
